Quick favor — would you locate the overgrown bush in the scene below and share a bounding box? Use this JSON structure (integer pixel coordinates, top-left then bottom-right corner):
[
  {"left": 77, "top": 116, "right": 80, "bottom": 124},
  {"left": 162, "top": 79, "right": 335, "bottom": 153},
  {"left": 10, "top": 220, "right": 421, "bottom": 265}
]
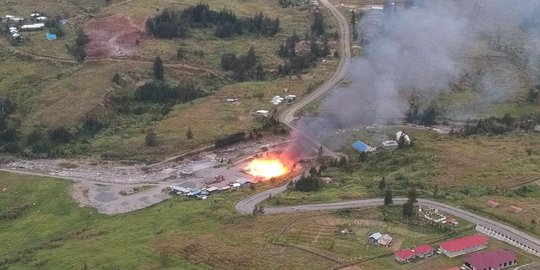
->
[{"left": 295, "top": 174, "right": 321, "bottom": 192}]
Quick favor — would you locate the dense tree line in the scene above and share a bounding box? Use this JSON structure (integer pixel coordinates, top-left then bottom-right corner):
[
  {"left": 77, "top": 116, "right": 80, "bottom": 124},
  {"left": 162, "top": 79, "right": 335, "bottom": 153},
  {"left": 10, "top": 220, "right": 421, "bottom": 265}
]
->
[
  {"left": 146, "top": 4, "right": 280, "bottom": 39},
  {"left": 0, "top": 98, "right": 18, "bottom": 153},
  {"left": 277, "top": 33, "right": 331, "bottom": 75},
  {"left": 459, "top": 113, "right": 540, "bottom": 136},
  {"left": 276, "top": 11, "right": 332, "bottom": 75},
  {"left": 134, "top": 80, "right": 202, "bottom": 104},
  {"left": 278, "top": 0, "right": 302, "bottom": 8},
  {"left": 215, "top": 132, "right": 246, "bottom": 148},
  {"left": 221, "top": 47, "right": 265, "bottom": 81}
]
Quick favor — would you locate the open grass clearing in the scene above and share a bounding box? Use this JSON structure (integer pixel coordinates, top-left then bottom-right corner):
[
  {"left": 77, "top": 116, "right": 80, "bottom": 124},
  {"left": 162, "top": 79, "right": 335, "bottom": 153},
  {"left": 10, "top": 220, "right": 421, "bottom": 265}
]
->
[{"left": 0, "top": 171, "right": 347, "bottom": 269}]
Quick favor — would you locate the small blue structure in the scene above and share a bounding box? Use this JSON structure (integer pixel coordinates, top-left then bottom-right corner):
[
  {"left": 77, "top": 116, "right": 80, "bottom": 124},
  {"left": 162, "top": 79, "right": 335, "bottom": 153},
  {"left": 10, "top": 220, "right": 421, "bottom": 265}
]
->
[
  {"left": 369, "top": 232, "right": 382, "bottom": 242},
  {"left": 46, "top": 33, "right": 57, "bottom": 40},
  {"left": 352, "top": 140, "right": 369, "bottom": 153}
]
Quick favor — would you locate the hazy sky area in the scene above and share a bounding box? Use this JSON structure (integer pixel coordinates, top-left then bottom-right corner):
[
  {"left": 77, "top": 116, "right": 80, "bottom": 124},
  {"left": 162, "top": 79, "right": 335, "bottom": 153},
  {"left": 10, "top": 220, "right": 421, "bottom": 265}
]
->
[{"left": 297, "top": 0, "right": 540, "bottom": 145}]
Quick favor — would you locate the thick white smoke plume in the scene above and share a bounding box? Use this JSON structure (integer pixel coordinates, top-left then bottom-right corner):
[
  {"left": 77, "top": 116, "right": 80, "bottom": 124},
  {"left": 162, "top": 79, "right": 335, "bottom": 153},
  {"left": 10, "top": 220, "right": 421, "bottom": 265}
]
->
[{"left": 298, "top": 0, "right": 540, "bottom": 144}]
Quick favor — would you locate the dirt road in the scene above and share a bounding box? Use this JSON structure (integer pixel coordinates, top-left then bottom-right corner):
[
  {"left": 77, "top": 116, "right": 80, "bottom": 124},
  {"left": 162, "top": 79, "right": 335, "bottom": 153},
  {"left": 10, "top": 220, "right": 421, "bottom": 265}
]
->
[
  {"left": 236, "top": 195, "right": 540, "bottom": 258},
  {"left": 278, "top": 0, "right": 351, "bottom": 159}
]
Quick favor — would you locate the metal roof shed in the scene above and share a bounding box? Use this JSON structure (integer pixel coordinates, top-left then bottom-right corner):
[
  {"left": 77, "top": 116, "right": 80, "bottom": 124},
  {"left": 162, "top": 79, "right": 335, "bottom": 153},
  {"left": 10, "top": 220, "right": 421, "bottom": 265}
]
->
[{"left": 352, "top": 140, "right": 369, "bottom": 153}]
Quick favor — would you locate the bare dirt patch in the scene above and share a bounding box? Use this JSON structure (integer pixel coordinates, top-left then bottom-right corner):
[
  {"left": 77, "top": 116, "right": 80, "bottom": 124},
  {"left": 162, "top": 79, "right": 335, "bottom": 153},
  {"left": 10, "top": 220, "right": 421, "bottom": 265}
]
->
[{"left": 85, "top": 14, "right": 150, "bottom": 58}]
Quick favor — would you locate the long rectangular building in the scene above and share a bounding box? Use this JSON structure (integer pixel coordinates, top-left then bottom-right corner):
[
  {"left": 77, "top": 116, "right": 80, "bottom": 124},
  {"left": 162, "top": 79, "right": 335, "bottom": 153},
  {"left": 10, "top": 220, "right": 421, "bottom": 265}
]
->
[{"left": 440, "top": 234, "right": 488, "bottom": 257}]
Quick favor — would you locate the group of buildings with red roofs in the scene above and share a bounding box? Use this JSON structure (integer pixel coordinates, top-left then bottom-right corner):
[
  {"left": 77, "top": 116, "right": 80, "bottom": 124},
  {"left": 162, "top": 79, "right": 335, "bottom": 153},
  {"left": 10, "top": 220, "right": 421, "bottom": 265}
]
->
[
  {"left": 395, "top": 234, "right": 518, "bottom": 270},
  {"left": 394, "top": 244, "right": 435, "bottom": 263}
]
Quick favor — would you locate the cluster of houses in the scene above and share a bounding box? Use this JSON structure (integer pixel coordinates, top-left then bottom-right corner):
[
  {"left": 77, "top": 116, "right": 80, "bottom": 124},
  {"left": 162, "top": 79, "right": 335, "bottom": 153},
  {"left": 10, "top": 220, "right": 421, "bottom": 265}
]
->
[
  {"left": 270, "top": 94, "right": 296, "bottom": 106},
  {"left": 487, "top": 199, "right": 523, "bottom": 213},
  {"left": 170, "top": 178, "right": 253, "bottom": 200},
  {"left": 352, "top": 131, "right": 411, "bottom": 153},
  {"left": 4, "top": 12, "right": 49, "bottom": 40},
  {"left": 369, "top": 232, "right": 393, "bottom": 247},
  {"left": 395, "top": 234, "right": 518, "bottom": 270}
]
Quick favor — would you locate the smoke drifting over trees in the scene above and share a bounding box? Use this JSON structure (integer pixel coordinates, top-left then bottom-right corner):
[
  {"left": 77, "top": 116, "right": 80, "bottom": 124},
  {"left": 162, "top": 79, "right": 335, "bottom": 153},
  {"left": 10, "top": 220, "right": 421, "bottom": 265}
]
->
[{"left": 298, "top": 0, "right": 540, "bottom": 141}]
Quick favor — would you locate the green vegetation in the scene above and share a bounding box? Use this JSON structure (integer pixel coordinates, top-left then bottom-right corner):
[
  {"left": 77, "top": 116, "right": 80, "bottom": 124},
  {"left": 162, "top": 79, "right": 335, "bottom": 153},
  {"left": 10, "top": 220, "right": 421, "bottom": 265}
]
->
[
  {"left": 0, "top": 0, "right": 340, "bottom": 161},
  {"left": 294, "top": 173, "right": 322, "bottom": 192},
  {"left": 146, "top": 4, "right": 280, "bottom": 39},
  {"left": 2, "top": 172, "right": 536, "bottom": 269},
  {"left": 269, "top": 128, "right": 540, "bottom": 237}
]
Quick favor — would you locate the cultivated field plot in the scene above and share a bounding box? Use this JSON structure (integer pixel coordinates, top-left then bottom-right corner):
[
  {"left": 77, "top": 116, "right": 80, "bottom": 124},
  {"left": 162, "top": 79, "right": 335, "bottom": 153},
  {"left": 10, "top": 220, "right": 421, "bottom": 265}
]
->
[{"left": 85, "top": 14, "right": 149, "bottom": 58}]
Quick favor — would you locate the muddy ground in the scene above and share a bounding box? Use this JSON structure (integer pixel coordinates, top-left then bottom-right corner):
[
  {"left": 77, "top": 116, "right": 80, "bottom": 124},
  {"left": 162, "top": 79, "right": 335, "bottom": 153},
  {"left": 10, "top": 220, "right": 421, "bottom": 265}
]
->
[{"left": 1, "top": 136, "right": 295, "bottom": 215}]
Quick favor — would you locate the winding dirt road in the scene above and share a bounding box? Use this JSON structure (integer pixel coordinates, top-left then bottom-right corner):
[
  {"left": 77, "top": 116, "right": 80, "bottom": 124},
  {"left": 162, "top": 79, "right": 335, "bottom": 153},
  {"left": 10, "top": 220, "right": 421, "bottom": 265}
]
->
[{"left": 278, "top": 0, "right": 351, "bottom": 159}]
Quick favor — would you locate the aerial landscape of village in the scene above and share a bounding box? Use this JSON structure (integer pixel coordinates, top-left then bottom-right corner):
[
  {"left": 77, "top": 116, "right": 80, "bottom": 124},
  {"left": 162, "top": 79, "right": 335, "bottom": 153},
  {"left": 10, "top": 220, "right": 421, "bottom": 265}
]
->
[{"left": 0, "top": 0, "right": 539, "bottom": 269}]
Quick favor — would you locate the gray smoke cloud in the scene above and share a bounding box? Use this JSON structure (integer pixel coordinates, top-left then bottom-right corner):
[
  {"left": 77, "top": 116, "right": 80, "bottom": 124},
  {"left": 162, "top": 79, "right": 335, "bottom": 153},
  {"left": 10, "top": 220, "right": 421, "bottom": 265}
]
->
[{"left": 298, "top": 0, "right": 540, "bottom": 147}]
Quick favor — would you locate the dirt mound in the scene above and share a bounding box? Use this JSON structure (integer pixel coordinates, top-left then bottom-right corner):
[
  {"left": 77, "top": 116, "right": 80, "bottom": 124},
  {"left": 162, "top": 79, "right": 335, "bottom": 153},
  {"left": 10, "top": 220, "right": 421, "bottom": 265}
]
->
[{"left": 85, "top": 14, "right": 150, "bottom": 58}]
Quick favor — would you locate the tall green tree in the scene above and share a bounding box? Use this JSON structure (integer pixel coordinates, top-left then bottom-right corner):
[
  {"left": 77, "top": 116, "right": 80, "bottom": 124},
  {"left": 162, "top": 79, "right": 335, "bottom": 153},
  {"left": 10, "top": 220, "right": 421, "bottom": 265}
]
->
[
  {"left": 407, "top": 187, "right": 418, "bottom": 203},
  {"left": 384, "top": 188, "right": 393, "bottom": 206},
  {"left": 186, "top": 127, "right": 193, "bottom": 140},
  {"left": 378, "top": 177, "right": 387, "bottom": 190},
  {"left": 153, "top": 56, "right": 164, "bottom": 80},
  {"left": 402, "top": 201, "right": 415, "bottom": 218},
  {"left": 145, "top": 129, "right": 158, "bottom": 147}
]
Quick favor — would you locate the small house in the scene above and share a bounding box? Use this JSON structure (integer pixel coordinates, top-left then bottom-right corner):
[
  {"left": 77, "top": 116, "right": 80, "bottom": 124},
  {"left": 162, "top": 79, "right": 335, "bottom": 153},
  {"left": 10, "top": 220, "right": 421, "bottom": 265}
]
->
[
  {"left": 487, "top": 200, "right": 500, "bottom": 208},
  {"left": 369, "top": 232, "right": 382, "bottom": 243},
  {"left": 46, "top": 33, "right": 57, "bottom": 40},
  {"left": 465, "top": 249, "right": 517, "bottom": 270},
  {"left": 396, "top": 131, "right": 411, "bottom": 144},
  {"left": 381, "top": 140, "right": 399, "bottom": 149},
  {"left": 414, "top": 244, "right": 434, "bottom": 258},
  {"left": 284, "top": 94, "right": 297, "bottom": 101},
  {"left": 255, "top": 110, "right": 270, "bottom": 117},
  {"left": 395, "top": 249, "right": 415, "bottom": 263},
  {"left": 378, "top": 234, "right": 393, "bottom": 246}
]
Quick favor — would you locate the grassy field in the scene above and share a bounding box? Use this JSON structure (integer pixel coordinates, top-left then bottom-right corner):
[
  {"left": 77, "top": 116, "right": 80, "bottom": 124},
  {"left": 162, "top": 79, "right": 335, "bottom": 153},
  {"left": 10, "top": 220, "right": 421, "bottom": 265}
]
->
[
  {"left": 0, "top": 0, "right": 345, "bottom": 161},
  {"left": 266, "top": 129, "right": 540, "bottom": 235},
  {"left": 1, "top": 172, "right": 537, "bottom": 269}
]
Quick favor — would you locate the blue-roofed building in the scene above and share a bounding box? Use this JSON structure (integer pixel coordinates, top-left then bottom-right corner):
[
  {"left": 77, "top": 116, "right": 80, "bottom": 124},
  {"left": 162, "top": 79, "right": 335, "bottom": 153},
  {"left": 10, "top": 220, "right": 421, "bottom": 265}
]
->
[
  {"left": 46, "top": 33, "right": 57, "bottom": 40},
  {"left": 352, "top": 140, "right": 370, "bottom": 153},
  {"left": 369, "top": 232, "right": 382, "bottom": 241}
]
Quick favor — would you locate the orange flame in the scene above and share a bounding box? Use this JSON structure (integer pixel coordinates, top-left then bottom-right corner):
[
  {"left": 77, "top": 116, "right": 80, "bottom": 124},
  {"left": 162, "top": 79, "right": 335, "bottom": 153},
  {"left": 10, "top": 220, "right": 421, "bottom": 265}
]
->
[{"left": 245, "top": 158, "right": 289, "bottom": 180}]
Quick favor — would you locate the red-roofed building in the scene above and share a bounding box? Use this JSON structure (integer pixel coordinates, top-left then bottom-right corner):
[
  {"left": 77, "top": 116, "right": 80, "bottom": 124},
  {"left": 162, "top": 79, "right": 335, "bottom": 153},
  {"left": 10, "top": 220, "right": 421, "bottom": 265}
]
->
[
  {"left": 465, "top": 249, "right": 517, "bottom": 270},
  {"left": 487, "top": 200, "right": 500, "bottom": 208},
  {"left": 414, "top": 244, "right": 434, "bottom": 258},
  {"left": 440, "top": 234, "right": 488, "bottom": 257},
  {"left": 394, "top": 249, "right": 415, "bottom": 263}
]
